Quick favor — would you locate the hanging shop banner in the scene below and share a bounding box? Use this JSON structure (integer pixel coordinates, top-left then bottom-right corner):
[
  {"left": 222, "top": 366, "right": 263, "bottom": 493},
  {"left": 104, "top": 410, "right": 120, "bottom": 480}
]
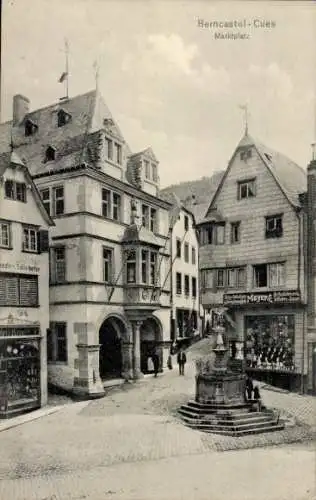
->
[{"left": 223, "top": 290, "right": 301, "bottom": 306}]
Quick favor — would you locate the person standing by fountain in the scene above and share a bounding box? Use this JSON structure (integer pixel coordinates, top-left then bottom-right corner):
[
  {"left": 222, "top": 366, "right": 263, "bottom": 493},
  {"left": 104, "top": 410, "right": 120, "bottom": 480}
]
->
[{"left": 177, "top": 348, "right": 187, "bottom": 376}]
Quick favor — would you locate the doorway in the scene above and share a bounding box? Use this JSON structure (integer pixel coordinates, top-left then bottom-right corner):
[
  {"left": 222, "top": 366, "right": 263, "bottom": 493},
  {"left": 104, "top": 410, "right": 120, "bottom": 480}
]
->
[{"left": 99, "top": 317, "right": 124, "bottom": 379}]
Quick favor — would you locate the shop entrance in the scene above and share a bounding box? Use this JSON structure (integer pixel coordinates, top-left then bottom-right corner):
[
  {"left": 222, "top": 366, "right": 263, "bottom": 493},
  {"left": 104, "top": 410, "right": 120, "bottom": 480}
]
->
[{"left": 99, "top": 317, "right": 125, "bottom": 380}]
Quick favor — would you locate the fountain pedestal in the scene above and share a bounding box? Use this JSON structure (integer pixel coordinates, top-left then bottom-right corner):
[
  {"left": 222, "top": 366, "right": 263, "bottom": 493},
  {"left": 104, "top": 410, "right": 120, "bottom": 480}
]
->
[
  {"left": 178, "top": 327, "right": 285, "bottom": 436},
  {"left": 195, "top": 327, "right": 246, "bottom": 405}
]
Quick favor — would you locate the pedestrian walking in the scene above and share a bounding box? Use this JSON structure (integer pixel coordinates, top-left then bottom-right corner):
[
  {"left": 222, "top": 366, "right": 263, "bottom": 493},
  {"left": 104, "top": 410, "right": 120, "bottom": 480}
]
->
[
  {"left": 151, "top": 350, "right": 160, "bottom": 377},
  {"left": 167, "top": 353, "right": 173, "bottom": 370},
  {"left": 177, "top": 349, "right": 187, "bottom": 375}
]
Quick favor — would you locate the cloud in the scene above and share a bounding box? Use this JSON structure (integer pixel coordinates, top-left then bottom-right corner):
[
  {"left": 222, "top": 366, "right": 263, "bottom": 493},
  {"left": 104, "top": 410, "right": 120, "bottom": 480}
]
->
[
  {"left": 122, "top": 33, "right": 230, "bottom": 94},
  {"left": 248, "top": 63, "right": 293, "bottom": 100}
]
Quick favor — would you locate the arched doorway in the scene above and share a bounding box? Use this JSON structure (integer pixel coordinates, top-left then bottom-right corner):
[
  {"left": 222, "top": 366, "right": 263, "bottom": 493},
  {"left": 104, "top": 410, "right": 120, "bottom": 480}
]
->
[
  {"left": 99, "top": 316, "right": 126, "bottom": 379},
  {"left": 140, "top": 317, "right": 162, "bottom": 373}
]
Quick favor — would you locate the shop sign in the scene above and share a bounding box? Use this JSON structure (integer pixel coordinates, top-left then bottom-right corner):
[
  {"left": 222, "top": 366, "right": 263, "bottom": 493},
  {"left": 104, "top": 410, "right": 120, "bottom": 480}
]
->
[
  {"left": 223, "top": 290, "right": 301, "bottom": 306},
  {"left": 0, "top": 262, "right": 40, "bottom": 274}
]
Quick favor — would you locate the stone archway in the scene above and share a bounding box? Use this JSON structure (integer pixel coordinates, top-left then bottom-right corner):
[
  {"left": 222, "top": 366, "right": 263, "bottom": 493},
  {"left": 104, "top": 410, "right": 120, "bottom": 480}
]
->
[
  {"left": 140, "top": 316, "right": 163, "bottom": 373},
  {"left": 99, "top": 316, "right": 128, "bottom": 380}
]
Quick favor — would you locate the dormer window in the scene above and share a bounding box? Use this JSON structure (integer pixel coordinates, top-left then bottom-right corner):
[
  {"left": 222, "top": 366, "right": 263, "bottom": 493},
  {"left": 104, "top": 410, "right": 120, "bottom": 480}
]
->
[
  {"left": 57, "top": 109, "right": 71, "bottom": 127},
  {"left": 45, "top": 146, "right": 56, "bottom": 162},
  {"left": 240, "top": 149, "right": 252, "bottom": 161},
  {"left": 25, "top": 119, "right": 38, "bottom": 137}
]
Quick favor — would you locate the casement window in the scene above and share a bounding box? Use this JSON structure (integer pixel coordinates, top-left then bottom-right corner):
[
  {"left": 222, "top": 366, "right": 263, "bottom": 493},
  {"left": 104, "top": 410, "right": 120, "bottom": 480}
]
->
[
  {"left": 200, "top": 223, "right": 225, "bottom": 245},
  {"left": 152, "top": 164, "right": 158, "bottom": 183},
  {"left": 40, "top": 188, "right": 51, "bottom": 215},
  {"left": 22, "top": 226, "right": 38, "bottom": 253},
  {"left": 142, "top": 204, "right": 157, "bottom": 232},
  {"left": 200, "top": 269, "right": 213, "bottom": 289},
  {"left": 176, "top": 239, "right": 181, "bottom": 258},
  {"left": 25, "top": 119, "right": 38, "bottom": 136},
  {"left": 192, "top": 277, "right": 197, "bottom": 298},
  {"left": 253, "top": 262, "right": 285, "bottom": 288},
  {"left": 184, "top": 215, "right": 189, "bottom": 231},
  {"left": 140, "top": 249, "right": 157, "bottom": 285},
  {"left": 184, "top": 243, "right": 189, "bottom": 263},
  {"left": 48, "top": 322, "right": 67, "bottom": 363},
  {"left": 176, "top": 272, "right": 182, "bottom": 295},
  {"left": 103, "top": 248, "right": 113, "bottom": 283},
  {"left": 45, "top": 146, "right": 56, "bottom": 162},
  {"left": 39, "top": 186, "right": 64, "bottom": 216},
  {"left": 184, "top": 275, "right": 190, "bottom": 296},
  {"left": 102, "top": 188, "right": 121, "bottom": 221},
  {"left": 4, "top": 180, "right": 27, "bottom": 202},
  {"left": 0, "top": 273, "right": 38, "bottom": 306},
  {"left": 265, "top": 214, "right": 283, "bottom": 239},
  {"left": 141, "top": 249, "right": 148, "bottom": 284},
  {"left": 106, "top": 138, "right": 113, "bottom": 160},
  {"left": 216, "top": 269, "right": 225, "bottom": 288},
  {"left": 51, "top": 247, "right": 66, "bottom": 283},
  {"left": 240, "top": 149, "right": 252, "bottom": 161},
  {"left": 230, "top": 221, "right": 241, "bottom": 244},
  {"left": 150, "top": 252, "right": 157, "bottom": 286},
  {"left": 192, "top": 247, "right": 196, "bottom": 265},
  {"left": 57, "top": 110, "right": 71, "bottom": 128},
  {"left": 215, "top": 267, "right": 246, "bottom": 289},
  {"left": 53, "top": 186, "right": 64, "bottom": 215},
  {"left": 114, "top": 143, "right": 122, "bottom": 165},
  {"left": 112, "top": 193, "right": 121, "bottom": 221},
  {"left": 126, "top": 250, "right": 136, "bottom": 283},
  {"left": 237, "top": 178, "right": 256, "bottom": 200},
  {"left": 0, "top": 221, "right": 11, "bottom": 248},
  {"left": 144, "top": 160, "right": 150, "bottom": 179}
]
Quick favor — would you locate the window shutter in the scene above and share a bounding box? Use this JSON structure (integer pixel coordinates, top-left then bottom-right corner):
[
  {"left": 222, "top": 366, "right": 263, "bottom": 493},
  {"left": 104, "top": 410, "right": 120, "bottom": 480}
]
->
[
  {"left": 19, "top": 276, "right": 38, "bottom": 306},
  {"left": 39, "top": 230, "right": 49, "bottom": 253}
]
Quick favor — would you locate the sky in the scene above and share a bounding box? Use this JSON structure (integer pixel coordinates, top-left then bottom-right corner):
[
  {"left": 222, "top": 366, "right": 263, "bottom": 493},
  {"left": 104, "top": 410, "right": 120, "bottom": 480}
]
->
[{"left": 1, "top": 0, "right": 316, "bottom": 187}]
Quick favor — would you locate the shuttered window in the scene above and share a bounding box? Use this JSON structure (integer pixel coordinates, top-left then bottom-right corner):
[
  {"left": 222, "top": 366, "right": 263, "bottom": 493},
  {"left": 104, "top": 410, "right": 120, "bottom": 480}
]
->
[
  {"left": 19, "top": 276, "right": 38, "bottom": 306},
  {"left": 0, "top": 274, "right": 38, "bottom": 306}
]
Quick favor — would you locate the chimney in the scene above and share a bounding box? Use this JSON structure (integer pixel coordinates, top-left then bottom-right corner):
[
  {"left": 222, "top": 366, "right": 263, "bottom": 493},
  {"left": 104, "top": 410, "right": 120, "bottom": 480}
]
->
[{"left": 13, "top": 94, "right": 30, "bottom": 125}]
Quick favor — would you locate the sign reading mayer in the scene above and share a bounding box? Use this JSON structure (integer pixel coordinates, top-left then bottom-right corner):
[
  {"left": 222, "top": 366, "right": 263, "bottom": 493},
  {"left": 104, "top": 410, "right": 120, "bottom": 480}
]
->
[{"left": 223, "top": 290, "right": 301, "bottom": 306}]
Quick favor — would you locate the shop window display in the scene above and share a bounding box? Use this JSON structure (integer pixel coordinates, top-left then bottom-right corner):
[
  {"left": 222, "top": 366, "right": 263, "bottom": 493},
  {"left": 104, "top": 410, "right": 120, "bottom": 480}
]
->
[
  {"left": 0, "top": 339, "right": 40, "bottom": 417},
  {"left": 245, "top": 315, "right": 296, "bottom": 371}
]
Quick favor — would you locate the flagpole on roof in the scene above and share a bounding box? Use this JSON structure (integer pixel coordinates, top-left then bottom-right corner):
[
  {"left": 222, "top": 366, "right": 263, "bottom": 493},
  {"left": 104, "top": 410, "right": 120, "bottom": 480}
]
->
[
  {"left": 58, "top": 38, "right": 69, "bottom": 100},
  {"left": 239, "top": 104, "right": 249, "bottom": 135},
  {"left": 65, "top": 38, "right": 69, "bottom": 99}
]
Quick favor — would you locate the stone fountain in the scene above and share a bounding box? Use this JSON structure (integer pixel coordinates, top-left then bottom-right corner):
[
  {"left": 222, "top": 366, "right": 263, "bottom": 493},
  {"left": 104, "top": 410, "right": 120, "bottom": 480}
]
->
[{"left": 178, "top": 324, "right": 285, "bottom": 436}]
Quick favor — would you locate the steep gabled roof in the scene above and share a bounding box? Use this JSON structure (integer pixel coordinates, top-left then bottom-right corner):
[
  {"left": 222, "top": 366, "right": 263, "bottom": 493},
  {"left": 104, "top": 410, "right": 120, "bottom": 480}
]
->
[
  {"left": 0, "top": 90, "right": 129, "bottom": 177},
  {"left": 0, "top": 151, "right": 54, "bottom": 226},
  {"left": 203, "top": 133, "right": 306, "bottom": 221},
  {"left": 160, "top": 171, "right": 224, "bottom": 224},
  {"left": 159, "top": 189, "right": 196, "bottom": 226}
]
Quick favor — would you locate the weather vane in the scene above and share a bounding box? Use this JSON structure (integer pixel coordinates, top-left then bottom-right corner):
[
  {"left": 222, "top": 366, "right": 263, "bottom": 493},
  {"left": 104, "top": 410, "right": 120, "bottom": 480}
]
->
[{"left": 239, "top": 104, "right": 249, "bottom": 135}]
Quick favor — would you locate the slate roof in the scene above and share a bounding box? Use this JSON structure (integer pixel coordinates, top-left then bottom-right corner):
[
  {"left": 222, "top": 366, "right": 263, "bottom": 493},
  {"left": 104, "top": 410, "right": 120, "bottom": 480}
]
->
[
  {"left": 205, "top": 133, "right": 307, "bottom": 219},
  {"left": 0, "top": 151, "right": 54, "bottom": 226},
  {"left": 0, "top": 90, "right": 128, "bottom": 178},
  {"left": 160, "top": 171, "right": 224, "bottom": 224}
]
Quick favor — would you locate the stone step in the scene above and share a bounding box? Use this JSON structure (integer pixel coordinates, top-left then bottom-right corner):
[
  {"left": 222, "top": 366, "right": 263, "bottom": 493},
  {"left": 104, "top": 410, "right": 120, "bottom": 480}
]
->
[
  {"left": 181, "top": 403, "right": 252, "bottom": 416},
  {"left": 180, "top": 416, "right": 284, "bottom": 434},
  {"left": 183, "top": 422, "right": 285, "bottom": 437},
  {"left": 187, "top": 400, "right": 252, "bottom": 411},
  {"left": 178, "top": 408, "right": 274, "bottom": 426}
]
